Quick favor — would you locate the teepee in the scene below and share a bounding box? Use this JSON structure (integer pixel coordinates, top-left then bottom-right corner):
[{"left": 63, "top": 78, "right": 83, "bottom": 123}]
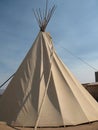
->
[{"left": 0, "top": 1, "right": 98, "bottom": 128}]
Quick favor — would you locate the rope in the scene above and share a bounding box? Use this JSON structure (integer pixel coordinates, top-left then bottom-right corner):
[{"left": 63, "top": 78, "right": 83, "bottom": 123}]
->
[
  {"left": 0, "top": 73, "right": 15, "bottom": 88},
  {"left": 60, "top": 46, "right": 98, "bottom": 71}
]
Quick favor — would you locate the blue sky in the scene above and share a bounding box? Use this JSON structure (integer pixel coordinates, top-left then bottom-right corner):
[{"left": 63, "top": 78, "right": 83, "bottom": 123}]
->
[{"left": 0, "top": 0, "right": 98, "bottom": 88}]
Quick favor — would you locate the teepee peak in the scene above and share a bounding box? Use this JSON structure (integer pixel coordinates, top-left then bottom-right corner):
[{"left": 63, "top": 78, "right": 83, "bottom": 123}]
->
[{"left": 33, "top": 0, "right": 56, "bottom": 32}]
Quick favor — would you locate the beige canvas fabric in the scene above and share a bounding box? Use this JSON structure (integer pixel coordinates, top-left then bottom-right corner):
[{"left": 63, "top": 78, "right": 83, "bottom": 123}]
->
[{"left": 0, "top": 31, "right": 98, "bottom": 127}]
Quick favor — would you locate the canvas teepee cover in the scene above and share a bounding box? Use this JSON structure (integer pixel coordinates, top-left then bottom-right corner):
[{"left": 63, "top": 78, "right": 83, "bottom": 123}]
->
[{"left": 0, "top": 2, "right": 98, "bottom": 128}]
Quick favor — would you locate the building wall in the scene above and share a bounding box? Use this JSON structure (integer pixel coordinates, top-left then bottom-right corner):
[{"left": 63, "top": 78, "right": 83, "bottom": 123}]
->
[{"left": 83, "top": 83, "right": 98, "bottom": 102}]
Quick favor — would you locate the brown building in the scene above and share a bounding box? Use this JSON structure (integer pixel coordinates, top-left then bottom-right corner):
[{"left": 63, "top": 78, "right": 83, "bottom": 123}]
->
[{"left": 83, "top": 82, "right": 98, "bottom": 102}]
